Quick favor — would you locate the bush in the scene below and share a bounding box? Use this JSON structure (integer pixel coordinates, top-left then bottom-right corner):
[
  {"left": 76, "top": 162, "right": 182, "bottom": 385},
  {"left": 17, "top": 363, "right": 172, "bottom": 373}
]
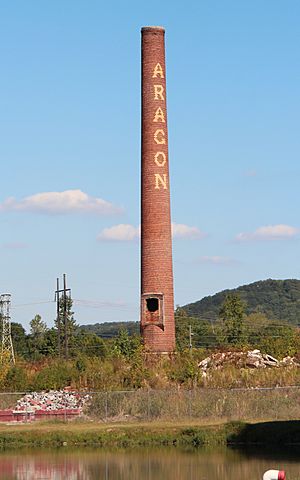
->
[{"left": 31, "top": 360, "right": 77, "bottom": 391}]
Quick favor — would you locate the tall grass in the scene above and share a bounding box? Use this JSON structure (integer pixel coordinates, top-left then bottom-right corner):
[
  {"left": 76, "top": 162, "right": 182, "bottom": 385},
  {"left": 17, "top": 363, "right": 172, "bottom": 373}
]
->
[{"left": 86, "top": 386, "right": 300, "bottom": 423}]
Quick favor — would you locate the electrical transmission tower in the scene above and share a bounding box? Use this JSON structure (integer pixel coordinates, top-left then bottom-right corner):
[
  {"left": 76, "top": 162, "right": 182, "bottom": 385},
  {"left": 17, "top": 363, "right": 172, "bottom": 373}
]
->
[{"left": 0, "top": 294, "right": 15, "bottom": 364}]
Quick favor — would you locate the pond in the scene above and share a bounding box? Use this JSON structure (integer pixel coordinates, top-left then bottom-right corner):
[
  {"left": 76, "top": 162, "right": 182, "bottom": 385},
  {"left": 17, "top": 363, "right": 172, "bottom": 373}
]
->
[{"left": 0, "top": 447, "right": 299, "bottom": 480}]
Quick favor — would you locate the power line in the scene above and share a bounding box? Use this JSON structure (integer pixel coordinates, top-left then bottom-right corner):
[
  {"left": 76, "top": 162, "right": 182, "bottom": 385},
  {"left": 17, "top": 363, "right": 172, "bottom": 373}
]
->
[
  {"left": 73, "top": 299, "right": 134, "bottom": 310},
  {"left": 11, "top": 299, "right": 134, "bottom": 310},
  {"left": 11, "top": 301, "right": 54, "bottom": 308}
]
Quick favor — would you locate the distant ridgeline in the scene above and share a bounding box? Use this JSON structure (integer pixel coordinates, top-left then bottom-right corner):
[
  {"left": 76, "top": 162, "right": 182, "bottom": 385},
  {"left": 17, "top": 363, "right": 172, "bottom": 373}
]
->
[
  {"left": 80, "top": 321, "right": 140, "bottom": 338},
  {"left": 182, "top": 279, "right": 300, "bottom": 325}
]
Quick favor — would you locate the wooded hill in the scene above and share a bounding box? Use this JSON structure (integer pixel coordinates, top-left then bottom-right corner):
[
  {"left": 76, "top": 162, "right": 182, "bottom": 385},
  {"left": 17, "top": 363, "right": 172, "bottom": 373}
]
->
[
  {"left": 80, "top": 279, "right": 300, "bottom": 338},
  {"left": 80, "top": 321, "right": 139, "bottom": 338},
  {"left": 182, "top": 279, "right": 300, "bottom": 324}
]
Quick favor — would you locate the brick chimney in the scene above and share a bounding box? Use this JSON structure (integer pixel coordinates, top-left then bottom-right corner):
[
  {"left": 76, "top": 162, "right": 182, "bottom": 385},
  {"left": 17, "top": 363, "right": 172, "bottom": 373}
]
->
[{"left": 140, "top": 26, "right": 175, "bottom": 352}]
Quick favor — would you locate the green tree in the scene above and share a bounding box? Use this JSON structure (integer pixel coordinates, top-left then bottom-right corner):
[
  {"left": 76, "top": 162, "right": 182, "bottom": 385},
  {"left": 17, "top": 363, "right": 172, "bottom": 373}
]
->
[
  {"left": 27, "top": 314, "right": 52, "bottom": 360},
  {"left": 30, "top": 314, "right": 47, "bottom": 336},
  {"left": 11, "top": 322, "right": 28, "bottom": 357},
  {"left": 258, "top": 322, "right": 299, "bottom": 358},
  {"left": 32, "top": 360, "right": 76, "bottom": 391},
  {"left": 72, "top": 330, "right": 107, "bottom": 358},
  {"left": 4, "top": 365, "right": 29, "bottom": 391},
  {"left": 39, "top": 327, "right": 58, "bottom": 357},
  {"left": 218, "top": 294, "right": 247, "bottom": 346},
  {"left": 55, "top": 296, "right": 78, "bottom": 356},
  {"left": 113, "top": 329, "right": 141, "bottom": 358}
]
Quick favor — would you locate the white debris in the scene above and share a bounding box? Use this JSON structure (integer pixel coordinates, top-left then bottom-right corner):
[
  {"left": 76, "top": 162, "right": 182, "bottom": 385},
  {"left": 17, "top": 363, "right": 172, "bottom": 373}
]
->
[
  {"left": 263, "top": 354, "right": 279, "bottom": 366},
  {"left": 14, "top": 389, "right": 90, "bottom": 413},
  {"left": 198, "top": 349, "right": 300, "bottom": 375}
]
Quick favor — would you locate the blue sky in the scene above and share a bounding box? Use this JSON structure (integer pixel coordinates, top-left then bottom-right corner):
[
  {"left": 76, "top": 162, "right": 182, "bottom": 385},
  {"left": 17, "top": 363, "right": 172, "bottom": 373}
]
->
[{"left": 0, "top": 0, "right": 300, "bottom": 330}]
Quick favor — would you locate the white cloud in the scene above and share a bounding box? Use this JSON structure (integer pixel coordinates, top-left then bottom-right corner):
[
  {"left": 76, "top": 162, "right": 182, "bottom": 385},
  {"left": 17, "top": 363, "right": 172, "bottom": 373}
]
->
[
  {"left": 97, "top": 224, "right": 140, "bottom": 242},
  {"left": 198, "top": 256, "right": 236, "bottom": 265},
  {"left": 172, "top": 223, "right": 206, "bottom": 239},
  {"left": 0, "top": 190, "right": 122, "bottom": 215},
  {"left": 236, "top": 224, "right": 299, "bottom": 242},
  {"left": 97, "top": 223, "right": 205, "bottom": 242}
]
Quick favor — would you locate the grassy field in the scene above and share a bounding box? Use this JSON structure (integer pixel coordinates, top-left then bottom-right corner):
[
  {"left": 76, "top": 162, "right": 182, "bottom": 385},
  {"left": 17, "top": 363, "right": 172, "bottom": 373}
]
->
[
  {"left": 0, "top": 419, "right": 299, "bottom": 449},
  {"left": 0, "top": 420, "right": 228, "bottom": 448}
]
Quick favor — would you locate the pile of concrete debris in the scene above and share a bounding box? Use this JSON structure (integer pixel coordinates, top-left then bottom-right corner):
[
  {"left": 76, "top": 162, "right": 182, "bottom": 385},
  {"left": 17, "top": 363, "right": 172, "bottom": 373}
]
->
[
  {"left": 198, "top": 349, "right": 300, "bottom": 376},
  {"left": 14, "top": 390, "right": 90, "bottom": 413}
]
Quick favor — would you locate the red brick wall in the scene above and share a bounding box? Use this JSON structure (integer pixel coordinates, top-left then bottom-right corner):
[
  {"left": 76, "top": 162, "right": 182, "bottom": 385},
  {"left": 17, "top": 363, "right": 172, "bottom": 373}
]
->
[{"left": 141, "top": 26, "right": 175, "bottom": 352}]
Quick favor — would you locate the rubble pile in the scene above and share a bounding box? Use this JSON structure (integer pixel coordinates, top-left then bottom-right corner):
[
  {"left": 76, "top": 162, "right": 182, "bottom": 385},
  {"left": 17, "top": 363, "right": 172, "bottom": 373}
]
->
[
  {"left": 198, "top": 349, "right": 300, "bottom": 376},
  {"left": 14, "top": 390, "right": 90, "bottom": 413}
]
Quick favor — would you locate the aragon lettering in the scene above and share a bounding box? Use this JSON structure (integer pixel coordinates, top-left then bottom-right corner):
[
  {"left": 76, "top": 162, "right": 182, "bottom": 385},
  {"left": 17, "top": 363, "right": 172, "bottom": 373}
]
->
[
  {"left": 154, "top": 129, "right": 165, "bottom": 144},
  {"left": 154, "top": 84, "right": 164, "bottom": 100},
  {"left": 155, "top": 173, "right": 167, "bottom": 190},
  {"left": 152, "top": 60, "right": 167, "bottom": 190},
  {"left": 154, "top": 152, "right": 166, "bottom": 167},
  {"left": 152, "top": 63, "right": 164, "bottom": 78},
  {"left": 153, "top": 107, "right": 165, "bottom": 123}
]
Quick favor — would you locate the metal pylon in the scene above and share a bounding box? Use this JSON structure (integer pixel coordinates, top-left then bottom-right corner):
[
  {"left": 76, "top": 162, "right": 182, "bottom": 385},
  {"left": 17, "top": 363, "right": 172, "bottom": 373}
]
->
[{"left": 0, "top": 294, "right": 15, "bottom": 364}]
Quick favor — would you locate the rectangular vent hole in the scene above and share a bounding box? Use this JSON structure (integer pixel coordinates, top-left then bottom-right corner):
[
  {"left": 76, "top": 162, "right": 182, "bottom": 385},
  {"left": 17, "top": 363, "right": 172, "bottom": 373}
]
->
[{"left": 146, "top": 297, "right": 159, "bottom": 312}]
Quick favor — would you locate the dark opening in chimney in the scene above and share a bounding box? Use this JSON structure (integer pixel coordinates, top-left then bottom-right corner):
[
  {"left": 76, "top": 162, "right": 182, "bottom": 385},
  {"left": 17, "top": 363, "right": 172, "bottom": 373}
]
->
[{"left": 146, "top": 297, "right": 159, "bottom": 312}]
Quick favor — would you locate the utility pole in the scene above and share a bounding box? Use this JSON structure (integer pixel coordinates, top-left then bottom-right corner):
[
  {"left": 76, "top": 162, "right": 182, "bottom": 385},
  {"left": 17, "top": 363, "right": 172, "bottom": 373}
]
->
[
  {"left": 55, "top": 278, "right": 61, "bottom": 357},
  {"left": 0, "top": 294, "right": 15, "bottom": 364},
  {"left": 55, "top": 274, "right": 71, "bottom": 359},
  {"left": 63, "top": 273, "right": 68, "bottom": 359},
  {"left": 189, "top": 324, "right": 193, "bottom": 350}
]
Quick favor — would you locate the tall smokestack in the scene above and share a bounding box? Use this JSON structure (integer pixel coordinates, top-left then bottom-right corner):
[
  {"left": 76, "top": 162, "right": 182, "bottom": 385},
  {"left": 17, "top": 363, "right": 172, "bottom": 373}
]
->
[{"left": 140, "top": 26, "right": 175, "bottom": 353}]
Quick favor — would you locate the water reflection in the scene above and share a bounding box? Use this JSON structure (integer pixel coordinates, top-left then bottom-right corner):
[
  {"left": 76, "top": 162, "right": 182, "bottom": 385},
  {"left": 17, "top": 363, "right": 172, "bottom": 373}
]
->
[{"left": 0, "top": 448, "right": 300, "bottom": 480}]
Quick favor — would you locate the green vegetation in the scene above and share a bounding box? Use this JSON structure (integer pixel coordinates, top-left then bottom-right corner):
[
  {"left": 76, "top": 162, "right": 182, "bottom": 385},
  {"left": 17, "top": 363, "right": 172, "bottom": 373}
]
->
[
  {"left": 183, "top": 279, "right": 300, "bottom": 324},
  {"left": 85, "top": 386, "right": 300, "bottom": 423},
  {"left": 10, "top": 302, "right": 108, "bottom": 362},
  {"left": 0, "top": 420, "right": 299, "bottom": 448},
  {"left": 0, "top": 279, "right": 299, "bottom": 393},
  {"left": 218, "top": 294, "right": 247, "bottom": 346},
  {"left": 0, "top": 280, "right": 299, "bottom": 448},
  {"left": 176, "top": 296, "right": 300, "bottom": 357},
  {"left": 1, "top": 327, "right": 300, "bottom": 392},
  {"left": 0, "top": 422, "right": 229, "bottom": 448},
  {"left": 80, "top": 321, "right": 139, "bottom": 338}
]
